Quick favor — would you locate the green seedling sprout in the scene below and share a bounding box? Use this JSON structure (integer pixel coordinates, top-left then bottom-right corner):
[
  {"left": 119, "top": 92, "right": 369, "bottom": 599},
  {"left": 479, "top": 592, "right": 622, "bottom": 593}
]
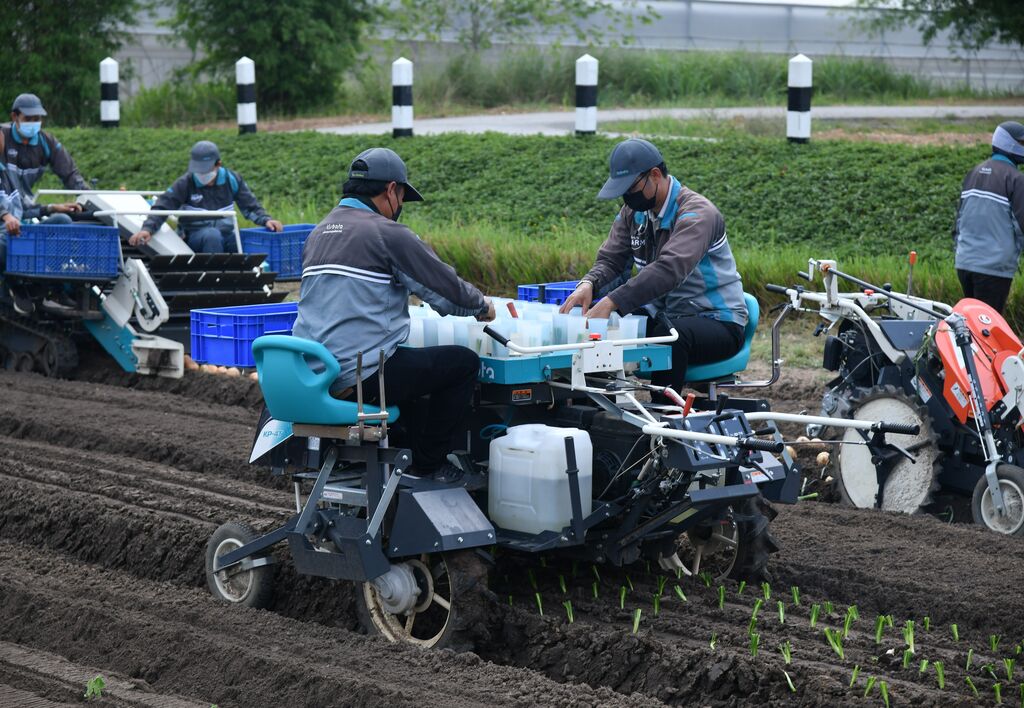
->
[
  {"left": 967, "top": 648, "right": 974, "bottom": 670},
  {"left": 748, "top": 615, "right": 758, "bottom": 637},
  {"left": 798, "top": 492, "right": 819, "bottom": 501},
  {"left": 783, "top": 670, "right": 796, "bottom": 693},
  {"left": 752, "top": 598, "right": 764, "bottom": 620},
  {"left": 848, "top": 605, "right": 860, "bottom": 620},
  {"left": 750, "top": 632, "right": 760, "bottom": 658},
  {"left": 591, "top": 564, "right": 601, "bottom": 583},
  {"left": 903, "top": 620, "right": 916, "bottom": 654},
  {"left": 709, "top": 631, "right": 718, "bottom": 650},
  {"left": 1017, "top": 643, "right": 1022, "bottom": 656},
  {"left": 923, "top": 616, "right": 931, "bottom": 632},
  {"left": 528, "top": 569, "right": 538, "bottom": 591},
  {"left": 810, "top": 604, "right": 821, "bottom": 629},
  {"left": 84, "top": 676, "right": 105, "bottom": 701},
  {"left": 934, "top": 661, "right": 945, "bottom": 690},
  {"left": 1005, "top": 658, "right": 1016, "bottom": 682},
  {"left": 718, "top": 585, "right": 726, "bottom": 610},
  {"left": 535, "top": 592, "right": 544, "bottom": 616},
  {"left": 880, "top": 681, "right": 890, "bottom": 708},
  {"left": 875, "top": 615, "right": 887, "bottom": 644},
  {"left": 965, "top": 676, "right": 979, "bottom": 698},
  {"left": 778, "top": 600, "right": 786, "bottom": 625},
  {"left": 992, "top": 634, "right": 1002, "bottom": 651},
  {"left": 508, "top": 594, "right": 513, "bottom": 606},
  {"left": 674, "top": 585, "right": 687, "bottom": 603},
  {"left": 762, "top": 582, "right": 771, "bottom": 601},
  {"left": 738, "top": 580, "right": 747, "bottom": 595},
  {"left": 823, "top": 600, "right": 834, "bottom": 615},
  {"left": 780, "top": 640, "right": 792, "bottom": 665},
  {"left": 699, "top": 571, "right": 712, "bottom": 588},
  {"left": 843, "top": 609, "right": 855, "bottom": 639},
  {"left": 824, "top": 628, "right": 845, "bottom": 660},
  {"left": 653, "top": 595, "right": 661, "bottom": 617},
  {"left": 986, "top": 664, "right": 999, "bottom": 681},
  {"left": 563, "top": 600, "right": 575, "bottom": 623},
  {"left": 850, "top": 665, "right": 861, "bottom": 688},
  {"left": 902, "top": 649, "right": 912, "bottom": 669},
  {"left": 995, "top": 682, "right": 1003, "bottom": 705},
  {"left": 619, "top": 586, "right": 627, "bottom": 609},
  {"left": 645, "top": 560, "right": 651, "bottom": 575},
  {"left": 558, "top": 574, "right": 567, "bottom": 594},
  {"left": 676, "top": 566, "right": 683, "bottom": 580},
  {"left": 632, "top": 608, "right": 642, "bottom": 634},
  {"left": 791, "top": 585, "right": 800, "bottom": 606},
  {"left": 864, "top": 676, "right": 877, "bottom": 698},
  {"left": 592, "top": 581, "right": 599, "bottom": 599},
  {"left": 657, "top": 576, "right": 668, "bottom": 597},
  {"left": 951, "top": 623, "right": 960, "bottom": 642},
  {"left": 626, "top": 574, "right": 634, "bottom": 592},
  {"left": 919, "top": 659, "right": 929, "bottom": 674}
]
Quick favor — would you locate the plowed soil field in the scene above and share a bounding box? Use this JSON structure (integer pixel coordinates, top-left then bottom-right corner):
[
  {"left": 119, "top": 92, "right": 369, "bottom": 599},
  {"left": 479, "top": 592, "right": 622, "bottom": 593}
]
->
[{"left": 1, "top": 360, "right": 1020, "bottom": 707}]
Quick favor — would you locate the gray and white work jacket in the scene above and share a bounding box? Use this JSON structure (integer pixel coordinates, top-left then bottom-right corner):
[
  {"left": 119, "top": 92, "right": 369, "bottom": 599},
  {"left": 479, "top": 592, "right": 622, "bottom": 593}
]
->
[
  {"left": 142, "top": 167, "right": 271, "bottom": 234},
  {"left": 292, "top": 198, "right": 488, "bottom": 388},
  {"left": 583, "top": 176, "right": 748, "bottom": 327},
  {"left": 0, "top": 123, "right": 87, "bottom": 221},
  {"left": 954, "top": 154, "right": 1024, "bottom": 279}
]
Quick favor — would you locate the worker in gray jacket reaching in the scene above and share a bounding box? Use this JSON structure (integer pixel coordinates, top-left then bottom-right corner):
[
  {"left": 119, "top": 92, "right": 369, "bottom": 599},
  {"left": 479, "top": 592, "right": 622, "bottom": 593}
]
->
[
  {"left": 130, "top": 140, "right": 282, "bottom": 253},
  {"left": 953, "top": 121, "right": 1024, "bottom": 314},
  {"left": 561, "top": 138, "right": 748, "bottom": 393},
  {"left": 292, "top": 148, "right": 495, "bottom": 482}
]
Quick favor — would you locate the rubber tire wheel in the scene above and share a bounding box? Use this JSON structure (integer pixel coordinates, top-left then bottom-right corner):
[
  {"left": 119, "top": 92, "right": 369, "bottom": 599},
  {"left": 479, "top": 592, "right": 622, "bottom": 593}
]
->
[
  {"left": 355, "top": 550, "right": 490, "bottom": 651},
  {"left": 205, "top": 521, "right": 274, "bottom": 609},
  {"left": 971, "top": 465, "right": 1024, "bottom": 537},
  {"left": 728, "top": 495, "right": 780, "bottom": 584}
]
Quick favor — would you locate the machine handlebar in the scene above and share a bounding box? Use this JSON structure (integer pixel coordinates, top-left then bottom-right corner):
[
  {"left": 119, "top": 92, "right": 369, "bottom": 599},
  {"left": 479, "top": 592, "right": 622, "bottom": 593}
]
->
[
  {"left": 482, "top": 325, "right": 509, "bottom": 347},
  {"left": 739, "top": 437, "right": 785, "bottom": 453},
  {"left": 874, "top": 421, "right": 921, "bottom": 436},
  {"left": 765, "top": 283, "right": 790, "bottom": 295}
]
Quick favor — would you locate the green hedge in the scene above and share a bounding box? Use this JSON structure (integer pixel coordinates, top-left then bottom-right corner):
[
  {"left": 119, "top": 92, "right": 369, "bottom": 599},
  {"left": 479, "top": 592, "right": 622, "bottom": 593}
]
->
[{"left": 52, "top": 128, "right": 980, "bottom": 261}]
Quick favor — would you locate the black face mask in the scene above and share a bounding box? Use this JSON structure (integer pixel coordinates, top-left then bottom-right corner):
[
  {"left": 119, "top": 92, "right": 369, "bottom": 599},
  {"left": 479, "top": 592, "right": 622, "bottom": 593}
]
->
[
  {"left": 387, "top": 189, "right": 403, "bottom": 222},
  {"left": 623, "top": 174, "right": 657, "bottom": 212}
]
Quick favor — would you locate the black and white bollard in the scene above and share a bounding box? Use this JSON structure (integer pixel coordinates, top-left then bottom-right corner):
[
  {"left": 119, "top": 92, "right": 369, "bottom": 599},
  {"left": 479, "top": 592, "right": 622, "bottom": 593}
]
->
[
  {"left": 236, "top": 56, "right": 257, "bottom": 135},
  {"left": 392, "top": 57, "right": 413, "bottom": 138},
  {"left": 787, "top": 53, "right": 812, "bottom": 144},
  {"left": 575, "top": 54, "right": 598, "bottom": 136},
  {"left": 100, "top": 57, "right": 119, "bottom": 128}
]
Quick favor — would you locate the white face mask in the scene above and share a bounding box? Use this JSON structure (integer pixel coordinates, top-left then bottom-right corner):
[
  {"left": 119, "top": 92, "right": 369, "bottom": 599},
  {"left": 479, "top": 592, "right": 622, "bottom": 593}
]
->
[{"left": 195, "top": 169, "right": 218, "bottom": 184}]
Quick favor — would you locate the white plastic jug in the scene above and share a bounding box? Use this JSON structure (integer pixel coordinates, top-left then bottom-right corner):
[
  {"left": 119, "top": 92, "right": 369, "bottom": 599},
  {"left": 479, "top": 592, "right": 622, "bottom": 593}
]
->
[{"left": 488, "top": 425, "right": 593, "bottom": 535}]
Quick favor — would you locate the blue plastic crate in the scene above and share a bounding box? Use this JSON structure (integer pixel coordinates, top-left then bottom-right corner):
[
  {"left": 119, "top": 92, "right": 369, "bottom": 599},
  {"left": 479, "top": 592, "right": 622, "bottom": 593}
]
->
[
  {"left": 517, "top": 280, "right": 581, "bottom": 305},
  {"left": 240, "top": 223, "right": 315, "bottom": 281},
  {"left": 190, "top": 302, "right": 298, "bottom": 367},
  {"left": 6, "top": 223, "right": 120, "bottom": 280}
]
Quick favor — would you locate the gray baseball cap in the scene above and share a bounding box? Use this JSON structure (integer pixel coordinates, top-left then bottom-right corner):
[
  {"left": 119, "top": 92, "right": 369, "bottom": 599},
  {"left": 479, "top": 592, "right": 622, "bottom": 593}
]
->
[
  {"left": 11, "top": 93, "right": 47, "bottom": 117},
  {"left": 597, "top": 138, "right": 664, "bottom": 200},
  {"left": 348, "top": 147, "right": 423, "bottom": 201},
  {"left": 188, "top": 140, "right": 221, "bottom": 174}
]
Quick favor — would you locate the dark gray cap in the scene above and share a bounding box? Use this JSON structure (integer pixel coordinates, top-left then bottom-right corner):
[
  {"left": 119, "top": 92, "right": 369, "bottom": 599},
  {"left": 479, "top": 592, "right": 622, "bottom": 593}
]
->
[
  {"left": 597, "top": 138, "right": 664, "bottom": 200},
  {"left": 993, "top": 121, "right": 1024, "bottom": 160},
  {"left": 348, "top": 147, "right": 423, "bottom": 201},
  {"left": 189, "top": 140, "right": 221, "bottom": 174},
  {"left": 11, "top": 93, "right": 46, "bottom": 117}
]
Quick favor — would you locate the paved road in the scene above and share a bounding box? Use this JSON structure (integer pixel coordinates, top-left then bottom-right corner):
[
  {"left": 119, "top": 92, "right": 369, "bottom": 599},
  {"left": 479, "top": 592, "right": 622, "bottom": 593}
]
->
[{"left": 317, "top": 104, "right": 1024, "bottom": 136}]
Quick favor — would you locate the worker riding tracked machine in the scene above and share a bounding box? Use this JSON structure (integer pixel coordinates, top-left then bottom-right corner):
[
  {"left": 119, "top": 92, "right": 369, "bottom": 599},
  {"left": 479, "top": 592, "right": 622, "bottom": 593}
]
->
[
  {"left": 769, "top": 257, "right": 1024, "bottom": 536},
  {"left": 205, "top": 311, "right": 918, "bottom": 649}
]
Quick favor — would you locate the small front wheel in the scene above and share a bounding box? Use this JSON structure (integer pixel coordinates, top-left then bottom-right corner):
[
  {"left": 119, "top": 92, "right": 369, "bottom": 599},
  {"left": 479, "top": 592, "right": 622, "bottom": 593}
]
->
[
  {"left": 972, "top": 465, "right": 1024, "bottom": 537},
  {"left": 205, "top": 521, "right": 274, "bottom": 609}
]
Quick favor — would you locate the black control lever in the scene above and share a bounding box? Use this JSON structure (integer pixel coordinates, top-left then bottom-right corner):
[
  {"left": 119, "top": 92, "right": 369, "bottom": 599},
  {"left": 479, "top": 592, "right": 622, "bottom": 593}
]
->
[
  {"left": 483, "top": 325, "right": 509, "bottom": 347},
  {"left": 739, "top": 437, "right": 785, "bottom": 453},
  {"left": 874, "top": 421, "right": 920, "bottom": 436}
]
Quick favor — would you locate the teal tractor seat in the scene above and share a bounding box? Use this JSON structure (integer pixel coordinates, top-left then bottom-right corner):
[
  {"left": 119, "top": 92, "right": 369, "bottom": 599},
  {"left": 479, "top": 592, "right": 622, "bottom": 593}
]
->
[
  {"left": 252, "top": 335, "right": 399, "bottom": 426},
  {"left": 684, "top": 293, "right": 760, "bottom": 383}
]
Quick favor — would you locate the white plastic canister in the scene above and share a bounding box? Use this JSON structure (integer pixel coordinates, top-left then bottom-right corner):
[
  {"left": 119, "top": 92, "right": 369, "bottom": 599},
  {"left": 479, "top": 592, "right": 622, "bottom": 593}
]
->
[{"left": 488, "top": 425, "right": 593, "bottom": 535}]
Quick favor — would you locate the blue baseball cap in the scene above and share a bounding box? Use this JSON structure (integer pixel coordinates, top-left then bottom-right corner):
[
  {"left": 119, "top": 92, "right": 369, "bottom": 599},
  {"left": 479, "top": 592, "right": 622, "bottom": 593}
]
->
[
  {"left": 597, "top": 138, "right": 664, "bottom": 200},
  {"left": 11, "top": 93, "right": 46, "bottom": 117},
  {"left": 188, "top": 140, "right": 221, "bottom": 174}
]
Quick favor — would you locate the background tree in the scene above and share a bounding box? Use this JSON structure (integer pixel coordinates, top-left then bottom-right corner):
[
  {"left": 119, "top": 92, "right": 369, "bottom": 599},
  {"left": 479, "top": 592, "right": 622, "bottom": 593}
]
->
[
  {"left": 386, "top": 0, "right": 656, "bottom": 53},
  {"left": 171, "top": 0, "right": 376, "bottom": 111},
  {"left": 855, "top": 0, "right": 1023, "bottom": 52},
  {"left": 0, "top": 0, "right": 139, "bottom": 126}
]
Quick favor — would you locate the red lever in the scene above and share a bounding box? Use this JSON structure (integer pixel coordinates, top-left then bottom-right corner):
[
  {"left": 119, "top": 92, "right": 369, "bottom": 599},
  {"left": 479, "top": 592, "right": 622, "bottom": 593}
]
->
[
  {"left": 682, "top": 393, "right": 695, "bottom": 417},
  {"left": 589, "top": 333, "right": 602, "bottom": 341},
  {"left": 909, "top": 251, "right": 918, "bottom": 265},
  {"left": 506, "top": 302, "right": 519, "bottom": 318}
]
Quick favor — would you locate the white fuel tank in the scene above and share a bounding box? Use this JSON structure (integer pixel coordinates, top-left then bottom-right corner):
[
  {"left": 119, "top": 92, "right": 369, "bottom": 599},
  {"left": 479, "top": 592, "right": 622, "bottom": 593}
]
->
[{"left": 488, "top": 424, "right": 593, "bottom": 535}]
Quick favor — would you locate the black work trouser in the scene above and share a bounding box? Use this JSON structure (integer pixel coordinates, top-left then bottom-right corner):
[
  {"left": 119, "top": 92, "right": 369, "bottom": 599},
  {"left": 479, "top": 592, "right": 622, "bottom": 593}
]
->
[
  {"left": 957, "top": 269, "right": 1013, "bottom": 315},
  {"left": 342, "top": 345, "right": 480, "bottom": 472},
  {"left": 648, "top": 315, "right": 745, "bottom": 391}
]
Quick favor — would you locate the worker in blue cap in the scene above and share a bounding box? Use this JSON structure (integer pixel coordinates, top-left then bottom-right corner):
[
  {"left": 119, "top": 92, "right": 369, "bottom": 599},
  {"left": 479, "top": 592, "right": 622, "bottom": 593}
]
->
[{"left": 561, "top": 138, "right": 748, "bottom": 394}]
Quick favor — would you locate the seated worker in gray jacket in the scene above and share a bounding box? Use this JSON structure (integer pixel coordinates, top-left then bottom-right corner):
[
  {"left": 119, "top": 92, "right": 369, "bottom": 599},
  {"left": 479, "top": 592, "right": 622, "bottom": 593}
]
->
[
  {"left": 561, "top": 138, "right": 748, "bottom": 394},
  {"left": 953, "top": 121, "right": 1024, "bottom": 314},
  {"left": 292, "top": 148, "right": 495, "bottom": 482},
  {"left": 129, "top": 140, "right": 282, "bottom": 253}
]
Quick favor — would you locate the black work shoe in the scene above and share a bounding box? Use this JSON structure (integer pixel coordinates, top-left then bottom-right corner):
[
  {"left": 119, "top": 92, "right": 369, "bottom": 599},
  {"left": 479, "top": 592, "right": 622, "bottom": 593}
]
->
[
  {"left": 9, "top": 286, "right": 33, "bottom": 316},
  {"left": 431, "top": 462, "right": 465, "bottom": 485}
]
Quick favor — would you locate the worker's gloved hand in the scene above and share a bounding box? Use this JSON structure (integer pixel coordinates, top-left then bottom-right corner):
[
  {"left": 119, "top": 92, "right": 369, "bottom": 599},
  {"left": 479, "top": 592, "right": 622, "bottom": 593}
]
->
[
  {"left": 475, "top": 298, "right": 496, "bottom": 323},
  {"left": 2, "top": 213, "right": 20, "bottom": 236},
  {"left": 49, "top": 203, "right": 83, "bottom": 214},
  {"left": 559, "top": 280, "right": 594, "bottom": 315},
  {"left": 128, "top": 230, "right": 152, "bottom": 246},
  {"left": 265, "top": 219, "right": 284, "bottom": 232}
]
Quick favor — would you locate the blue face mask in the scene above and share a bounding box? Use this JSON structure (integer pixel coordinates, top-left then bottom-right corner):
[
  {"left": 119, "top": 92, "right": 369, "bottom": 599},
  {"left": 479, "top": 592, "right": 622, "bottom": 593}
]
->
[{"left": 17, "top": 121, "right": 41, "bottom": 139}]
